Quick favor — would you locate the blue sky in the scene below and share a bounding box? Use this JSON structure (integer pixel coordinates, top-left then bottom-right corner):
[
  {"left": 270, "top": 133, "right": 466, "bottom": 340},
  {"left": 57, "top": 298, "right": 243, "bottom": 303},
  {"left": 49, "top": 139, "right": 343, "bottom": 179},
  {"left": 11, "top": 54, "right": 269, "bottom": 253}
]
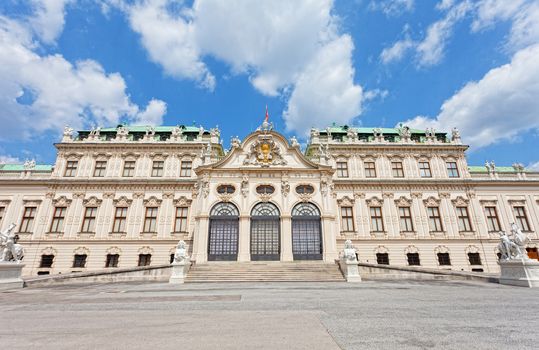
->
[{"left": 0, "top": 0, "right": 538, "bottom": 169}]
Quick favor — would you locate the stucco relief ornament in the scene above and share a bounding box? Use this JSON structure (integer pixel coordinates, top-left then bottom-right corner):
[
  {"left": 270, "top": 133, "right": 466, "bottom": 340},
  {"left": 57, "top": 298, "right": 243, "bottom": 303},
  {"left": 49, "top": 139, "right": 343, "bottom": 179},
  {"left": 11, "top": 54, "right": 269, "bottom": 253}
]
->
[
  {"left": 0, "top": 223, "right": 24, "bottom": 263},
  {"left": 498, "top": 223, "right": 532, "bottom": 261},
  {"left": 241, "top": 174, "right": 249, "bottom": 198},
  {"left": 281, "top": 180, "right": 290, "bottom": 197},
  {"left": 243, "top": 136, "right": 287, "bottom": 167}
]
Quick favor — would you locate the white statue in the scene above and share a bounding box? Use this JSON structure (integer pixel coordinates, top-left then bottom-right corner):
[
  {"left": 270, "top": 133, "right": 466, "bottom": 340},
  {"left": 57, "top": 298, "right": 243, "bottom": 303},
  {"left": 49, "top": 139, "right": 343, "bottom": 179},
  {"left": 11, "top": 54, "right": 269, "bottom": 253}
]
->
[
  {"left": 451, "top": 127, "right": 461, "bottom": 142},
  {"left": 498, "top": 223, "right": 532, "bottom": 261},
  {"left": 290, "top": 136, "right": 300, "bottom": 148},
  {"left": 0, "top": 223, "right": 24, "bottom": 263},
  {"left": 145, "top": 126, "right": 155, "bottom": 137},
  {"left": 231, "top": 136, "right": 241, "bottom": 148},
  {"left": 173, "top": 240, "right": 188, "bottom": 263},
  {"left": 63, "top": 125, "right": 74, "bottom": 141},
  {"left": 342, "top": 240, "right": 357, "bottom": 262},
  {"left": 398, "top": 125, "right": 411, "bottom": 141},
  {"left": 23, "top": 159, "right": 36, "bottom": 171},
  {"left": 198, "top": 126, "right": 204, "bottom": 138}
]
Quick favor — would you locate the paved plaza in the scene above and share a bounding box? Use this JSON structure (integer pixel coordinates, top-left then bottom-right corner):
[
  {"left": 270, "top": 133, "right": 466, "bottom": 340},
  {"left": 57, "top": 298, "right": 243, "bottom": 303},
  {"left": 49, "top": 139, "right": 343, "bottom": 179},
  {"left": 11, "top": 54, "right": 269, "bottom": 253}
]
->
[{"left": 1, "top": 280, "right": 538, "bottom": 349}]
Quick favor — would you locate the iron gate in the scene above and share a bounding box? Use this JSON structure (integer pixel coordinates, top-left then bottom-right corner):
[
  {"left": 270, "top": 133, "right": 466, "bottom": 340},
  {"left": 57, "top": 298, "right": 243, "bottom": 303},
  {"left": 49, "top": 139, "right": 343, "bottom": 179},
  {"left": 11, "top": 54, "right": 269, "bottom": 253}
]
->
[
  {"left": 208, "top": 203, "right": 239, "bottom": 261},
  {"left": 291, "top": 203, "right": 322, "bottom": 260},
  {"left": 250, "top": 202, "right": 280, "bottom": 261}
]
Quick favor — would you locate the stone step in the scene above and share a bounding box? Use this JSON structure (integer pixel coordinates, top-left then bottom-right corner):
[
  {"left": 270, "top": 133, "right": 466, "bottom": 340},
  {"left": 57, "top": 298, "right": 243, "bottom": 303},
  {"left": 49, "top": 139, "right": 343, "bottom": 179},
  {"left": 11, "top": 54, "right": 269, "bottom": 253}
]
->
[{"left": 185, "top": 262, "right": 345, "bottom": 283}]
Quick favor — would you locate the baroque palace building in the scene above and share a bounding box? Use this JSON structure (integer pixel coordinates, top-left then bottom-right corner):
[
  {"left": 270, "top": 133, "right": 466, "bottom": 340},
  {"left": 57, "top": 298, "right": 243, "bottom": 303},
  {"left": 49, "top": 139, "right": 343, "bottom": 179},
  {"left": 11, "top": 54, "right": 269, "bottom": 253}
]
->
[{"left": 1, "top": 120, "right": 538, "bottom": 276}]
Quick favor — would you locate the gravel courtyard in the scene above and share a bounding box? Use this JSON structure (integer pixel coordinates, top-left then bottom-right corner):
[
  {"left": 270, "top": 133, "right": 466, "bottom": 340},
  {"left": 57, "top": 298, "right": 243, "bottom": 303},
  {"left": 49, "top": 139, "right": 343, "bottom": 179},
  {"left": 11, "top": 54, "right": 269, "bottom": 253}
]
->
[{"left": 1, "top": 280, "right": 538, "bottom": 349}]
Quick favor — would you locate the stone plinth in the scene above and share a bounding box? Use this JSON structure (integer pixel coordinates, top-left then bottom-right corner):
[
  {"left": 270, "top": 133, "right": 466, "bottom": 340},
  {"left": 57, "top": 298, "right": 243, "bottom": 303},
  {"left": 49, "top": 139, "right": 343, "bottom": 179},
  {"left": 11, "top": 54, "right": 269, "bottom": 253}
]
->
[
  {"left": 169, "top": 260, "right": 191, "bottom": 284},
  {"left": 499, "top": 259, "right": 539, "bottom": 288},
  {"left": 338, "top": 259, "right": 362, "bottom": 283},
  {"left": 0, "top": 262, "right": 25, "bottom": 290}
]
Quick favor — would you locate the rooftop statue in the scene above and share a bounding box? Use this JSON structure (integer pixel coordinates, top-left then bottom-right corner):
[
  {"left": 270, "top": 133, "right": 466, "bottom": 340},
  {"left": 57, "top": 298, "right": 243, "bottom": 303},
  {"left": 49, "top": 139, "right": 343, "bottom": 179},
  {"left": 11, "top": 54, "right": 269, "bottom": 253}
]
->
[
  {"left": 498, "top": 223, "right": 532, "bottom": 261},
  {"left": 23, "top": 159, "right": 36, "bottom": 171},
  {"left": 0, "top": 223, "right": 24, "bottom": 263}
]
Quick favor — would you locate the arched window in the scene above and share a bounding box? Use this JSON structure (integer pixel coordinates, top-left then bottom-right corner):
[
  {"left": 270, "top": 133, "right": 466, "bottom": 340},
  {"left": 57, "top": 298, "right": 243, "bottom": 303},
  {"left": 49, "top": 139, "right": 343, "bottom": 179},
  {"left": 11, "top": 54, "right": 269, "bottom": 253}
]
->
[
  {"left": 250, "top": 202, "right": 280, "bottom": 261},
  {"left": 291, "top": 203, "right": 322, "bottom": 260},
  {"left": 208, "top": 202, "right": 239, "bottom": 261}
]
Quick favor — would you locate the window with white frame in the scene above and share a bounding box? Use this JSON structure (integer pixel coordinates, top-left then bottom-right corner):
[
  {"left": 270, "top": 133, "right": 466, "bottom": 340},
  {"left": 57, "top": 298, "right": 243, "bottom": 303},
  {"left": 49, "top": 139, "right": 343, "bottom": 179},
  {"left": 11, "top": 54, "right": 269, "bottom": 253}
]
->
[
  {"left": 398, "top": 207, "right": 414, "bottom": 232},
  {"left": 64, "top": 160, "right": 78, "bottom": 177},
  {"left": 513, "top": 206, "right": 531, "bottom": 231},
  {"left": 340, "top": 206, "right": 355, "bottom": 232},
  {"left": 456, "top": 206, "right": 472, "bottom": 232},
  {"left": 364, "top": 161, "right": 376, "bottom": 178},
  {"left": 446, "top": 161, "right": 459, "bottom": 178},
  {"left": 112, "top": 207, "right": 128, "bottom": 233},
  {"left": 50, "top": 207, "right": 66, "bottom": 233},
  {"left": 370, "top": 207, "right": 384, "bottom": 232},
  {"left": 391, "top": 161, "right": 404, "bottom": 178},
  {"left": 427, "top": 207, "right": 443, "bottom": 232},
  {"left": 94, "top": 160, "right": 107, "bottom": 177},
  {"left": 20, "top": 207, "right": 37, "bottom": 233},
  {"left": 122, "top": 161, "right": 136, "bottom": 177},
  {"left": 143, "top": 207, "right": 158, "bottom": 232},
  {"left": 151, "top": 160, "right": 164, "bottom": 177},
  {"left": 418, "top": 161, "right": 432, "bottom": 178},
  {"left": 484, "top": 206, "right": 501, "bottom": 232},
  {"left": 81, "top": 207, "right": 97, "bottom": 233},
  {"left": 180, "top": 160, "right": 192, "bottom": 177},
  {"left": 174, "top": 207, "right": 188, "bottom": 232},
  {"left": 336, "top": 161, "right": 349, "bottom": 178}
]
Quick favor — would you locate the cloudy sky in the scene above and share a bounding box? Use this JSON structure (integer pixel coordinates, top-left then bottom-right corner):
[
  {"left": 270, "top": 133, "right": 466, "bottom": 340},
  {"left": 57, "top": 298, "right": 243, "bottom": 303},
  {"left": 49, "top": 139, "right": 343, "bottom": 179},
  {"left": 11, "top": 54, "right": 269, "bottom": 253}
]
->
[{"left": 1, "top": 0, "right": 538, "bottom": 169}]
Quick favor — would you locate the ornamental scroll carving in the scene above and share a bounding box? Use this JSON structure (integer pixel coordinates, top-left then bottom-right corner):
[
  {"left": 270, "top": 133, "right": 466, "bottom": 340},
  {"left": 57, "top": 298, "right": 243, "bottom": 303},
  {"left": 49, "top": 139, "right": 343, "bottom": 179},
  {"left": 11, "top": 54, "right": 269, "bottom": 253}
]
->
[
  {"left": 423, "top": 196, "right": 441, "bottom": 207},
  {"left": 143, "top": 196, "right": 162, "bottom": 207},
  {"left": 83, "top": 196, "right": 102, "bottom": 207},
  {"left": 366, "top": 196, "right": 384, "bottom": 207},
  {"left": 394, "top": 196, "right": 412, "bottom": 207},
  {"left": 243, "top": 134, "right": 287, "bottom": 167},
  {"left": 173, "top": 196, "right": 192, "bottom": 207},
  {"left": 113, "top": 196, "right": 133, "bottom": 207},
  {"left": 451, "top": 196, "right": 469, "bottom": 207},
  {"left": 52, "top": 196, "right": 72, "bottom": 207},
  {"left": 337, "top": 196, "right": 355, "bottom": 207}
]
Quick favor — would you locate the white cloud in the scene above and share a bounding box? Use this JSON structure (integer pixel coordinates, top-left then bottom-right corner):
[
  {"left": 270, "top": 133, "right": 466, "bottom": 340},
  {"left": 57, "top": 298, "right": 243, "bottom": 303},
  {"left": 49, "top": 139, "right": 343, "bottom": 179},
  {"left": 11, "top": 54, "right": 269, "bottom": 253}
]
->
[
  {"left": 127, "top": 0, "right": 215, "bottom": 90},
  {"left": 29, "top": 0, "right": 73, "bottom": 44},
  {"left": 369, "top": 0, "right": 414, "bottom": 17},
  {"left": 471, "top": 0, "right": 525, "bottom": 32},
  {"left": 119, "top": 0, "right": 364, "bottom": 134},
  {"left": 528, "top": 161, "right": 539, "bottom": 171},
  {"left": 0, "top": 14, "right": 167, "bottom": 140},
  {"left": 0, "top": 155, "right": 22, "bottom": 164},
  {"left": 415, "top": 1, "right": 472, "bottom": 66},
  {"left": 134, "top": 99, "right": 167, "bottom": 125},
  {"left": 380, "top": 37, "right": 414, "bottom": 64},
  {"left": 283, "top": 36, "right": 363, "bottom": 134},
  {"left": 405, "top": 43, "right": 539, "bottom": 148}
]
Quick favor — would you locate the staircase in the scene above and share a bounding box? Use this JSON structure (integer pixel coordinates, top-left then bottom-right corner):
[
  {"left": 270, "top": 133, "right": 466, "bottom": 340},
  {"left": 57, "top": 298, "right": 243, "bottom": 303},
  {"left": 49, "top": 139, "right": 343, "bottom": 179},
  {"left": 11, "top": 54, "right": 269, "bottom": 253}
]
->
[{"left": 185, "top": 261, "right": 345, "bottom": 283}]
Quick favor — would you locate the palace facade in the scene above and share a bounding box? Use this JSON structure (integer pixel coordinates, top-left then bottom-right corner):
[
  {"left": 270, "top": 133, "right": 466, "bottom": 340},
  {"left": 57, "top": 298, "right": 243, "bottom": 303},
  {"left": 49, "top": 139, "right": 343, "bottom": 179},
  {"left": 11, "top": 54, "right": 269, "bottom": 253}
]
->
[{"left": 1, "top": 121, "right": 538, "bottom": 276}]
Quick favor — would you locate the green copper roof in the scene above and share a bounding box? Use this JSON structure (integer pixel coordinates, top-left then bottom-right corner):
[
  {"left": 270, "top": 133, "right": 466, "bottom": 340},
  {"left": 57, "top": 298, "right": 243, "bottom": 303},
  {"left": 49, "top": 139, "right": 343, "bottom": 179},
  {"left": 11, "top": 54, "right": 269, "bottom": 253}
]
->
[
  {"left": 0, "top": 164, "right": 53, "bottom": 171},
  {"left": 468, "top": 166, "right": 523, "bottom": 173},
  {"left": 321, "top": 126, "right": 429, "bottom": 134},
  {"left": 80, "top": 125, "right": 207, "bottom": 133}
]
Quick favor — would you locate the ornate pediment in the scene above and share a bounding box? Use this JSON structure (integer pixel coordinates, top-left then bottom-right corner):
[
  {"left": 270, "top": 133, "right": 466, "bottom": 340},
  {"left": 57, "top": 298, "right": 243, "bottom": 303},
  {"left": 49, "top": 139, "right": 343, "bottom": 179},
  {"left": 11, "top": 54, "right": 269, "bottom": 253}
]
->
[
  {"left": 173, "top": 196, "right": 192, "bottom": 207},
  {"left": 52, "top": 196, "right": 72, "bottom": 207},
  {"left": 337, "top": 195, "right": 355, "bottom": 207},
  {"left": 113, "top": 196, "right": 133, "bottom": 207},
  {"left": 143, "top": 196, "right": 162, "bottom": 207},
  {"left": 451, "top": 196, "right": 469, "bottom": 207},
  {"left": 423, "top": 196, "right": 440, "bottom": 207},
  {"left": 366, "top": 196, "right": 384, "bottom": 207},
  {"left": 83, "top": 196, "right": 102, "bottom": 207},
  {"left": 243, "top": 134, "right": 287, "bottom": 167},
  {"left": 394, "top": 196, "right": 412, "bottom": 207}
]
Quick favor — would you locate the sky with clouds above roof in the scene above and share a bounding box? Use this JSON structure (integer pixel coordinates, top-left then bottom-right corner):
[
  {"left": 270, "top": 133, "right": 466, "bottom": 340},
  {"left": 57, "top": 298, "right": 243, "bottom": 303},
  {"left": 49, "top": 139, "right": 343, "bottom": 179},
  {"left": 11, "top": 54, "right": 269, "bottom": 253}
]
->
[{"left": 0, "top": 0, "right": 538, "bottom": 169}]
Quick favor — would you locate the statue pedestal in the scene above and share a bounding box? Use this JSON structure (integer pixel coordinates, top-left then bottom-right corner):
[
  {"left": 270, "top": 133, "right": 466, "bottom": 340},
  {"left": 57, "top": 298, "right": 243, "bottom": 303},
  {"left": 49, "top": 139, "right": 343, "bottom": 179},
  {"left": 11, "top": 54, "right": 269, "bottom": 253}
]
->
[
  {"left": 338, "top": 259, "right": 362, "bottom": 283},
  {"left": 0, "top": 262, "right": 25, "bottom": 290},
  {"left": 169, "top": 260, "right": 191, "bottom": 284},
  {"left": 499, "top": 259, "right": 539, "bottom": 288}
]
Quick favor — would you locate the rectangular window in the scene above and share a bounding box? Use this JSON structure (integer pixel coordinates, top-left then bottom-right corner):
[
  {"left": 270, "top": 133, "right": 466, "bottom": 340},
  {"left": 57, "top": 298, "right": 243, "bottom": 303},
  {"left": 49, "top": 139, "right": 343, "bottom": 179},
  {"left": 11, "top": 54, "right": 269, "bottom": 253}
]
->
[
  {"left": 391, "top": 161, "right": 404, "bottom": 178},
  {"left": 376, "top": 253, "right": 389, "bottom": 265},
  {"left": 364, "top": 162, "right": 376, "bottom": 178},
  {"left": 427, "top": 207, "right": 443, "bottom": 232},
  {"left": 174, "top": 207, "right": 188, "bottom": 232},
  {"left": 151, "top": 160, "right": 164, "bottom": 177},
  {"left": 398, "top": 207, "right": 414, "bottom": 232},
  {"left": 340, "top": 206, "right": 355, "bottom": 232},
  {"left": 468, "top": 253, "right": 482, "bottom": 265},
  {"left": 456, "top": 207, "right": 472, "bottom": 232},
  {"left": 122, "top": 161, "right": 136, "bottom": 177},
  {"left": 447, "top": 161, "right": 459, "bottom": 178},
  {"left": 143, "top": 207, "right": 158, "bottom": 232},
  {"left": 138, "top": 254, "right": 151, "bottom": 266},
  {"left": 105, "top": 254, "right": 119, "bottom": 268},
  {"left": 514, "top": 206, "right": 531, "bottom": 231},
  {"left": 484, "top": 206, "right": 501, "bottom": 232},
  {"left": 73, "top": 254, "right": 87, "bottom": 268},
  {"left": 64, "top": 160, "right": 78, "bottom": 177},
  {"left": 336, "top": 161, "right": 349, "bottom": 178},
  {"left": 49, "top": 207, "right": 66, "bottom": 233},
  {"left": 20, "top": 207, "right": 37, "bottom": 233},
  {"left": 0, "top": 206, "right": 5, "bottom": 224},
  {"left": 370, "top": 207, "right": 384, "bottom": 232},
  {"left": 180, "top": 161, "right": 192, "bottom": 177},
  {"left": 81, "top": 207, "right": 97, "bottom": 233},
  {"left": 94, "top": 160, "right": 107, "bottom": 177},
  {"left": 407, "top": 253, "right": 420, "bottom": 266},
  {"left": 437, "top": 253, "right": 451, "bottom": 266},
  {"left": 39, "top": 254, "right": 54, "bottom": 268},
  {"left": 419, "top": 161, "right": 432, "bottom": 178},
  {"left": 112, "top": 207, "right": 128, "bottom": 233}
]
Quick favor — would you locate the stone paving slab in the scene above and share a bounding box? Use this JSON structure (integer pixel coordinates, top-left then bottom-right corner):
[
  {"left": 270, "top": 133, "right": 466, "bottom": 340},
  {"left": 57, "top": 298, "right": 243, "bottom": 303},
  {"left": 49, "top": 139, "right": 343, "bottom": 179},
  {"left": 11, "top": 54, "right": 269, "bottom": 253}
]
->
[{"left": 1, "top": 280, "right": 538, "bottom": 349}]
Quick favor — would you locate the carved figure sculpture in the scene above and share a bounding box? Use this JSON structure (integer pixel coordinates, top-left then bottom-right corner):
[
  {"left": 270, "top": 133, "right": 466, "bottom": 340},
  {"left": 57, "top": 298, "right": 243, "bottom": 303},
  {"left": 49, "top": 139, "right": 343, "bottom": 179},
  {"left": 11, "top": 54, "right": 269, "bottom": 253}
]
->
[
  {"left": 451, "top": 127, "right": 461, "bottom": 142},
  {"left": 290, "top": 136, "right": 300, "bottom": 148},
  {"left": 0, "top": 223, "right": 24, "bottom": 263},
  {"left": 23, "top": 159, "right": 36, "bottom": 171},
  {"left": 342, "top": 240, "right": 357, "bottom": 262},
  {"left": 498, "top": 223, "right": 532, "bottom": 260},
  {"left": 173, "top": 240, "right": 188, "bottom": 263}
]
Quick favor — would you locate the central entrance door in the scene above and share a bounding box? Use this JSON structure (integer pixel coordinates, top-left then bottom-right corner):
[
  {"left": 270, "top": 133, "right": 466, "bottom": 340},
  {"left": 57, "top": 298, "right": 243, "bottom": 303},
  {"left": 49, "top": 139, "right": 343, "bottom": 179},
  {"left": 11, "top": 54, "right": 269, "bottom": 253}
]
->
[
  {"left": 292, "top": 202, "right": 323, "bottom": 260},
  {"left": 208, "top": 202, "right": 239, "bottom": 261},
  {"left": 250, "top": 202, "right": 280, "bottom": 261}
]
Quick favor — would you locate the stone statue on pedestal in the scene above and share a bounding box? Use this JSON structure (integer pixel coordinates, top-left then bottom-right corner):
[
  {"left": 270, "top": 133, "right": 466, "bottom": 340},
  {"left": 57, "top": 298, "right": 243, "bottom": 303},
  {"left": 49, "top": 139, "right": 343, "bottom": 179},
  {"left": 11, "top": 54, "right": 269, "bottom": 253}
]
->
[
  {"left": 338, "top": 240, "right": 361, "bottom": 282},
  {"left": 498, "top": 223, "right": 531, "bottom": 261},
  {"left": 173, "top": 240, "right": 188, "bottom": 264},
  {"left": 169, "top": 240, "right": 191, "bottom": 284},
  {"left": 0, "top": 223, "right": 24, "bottom": 263}
]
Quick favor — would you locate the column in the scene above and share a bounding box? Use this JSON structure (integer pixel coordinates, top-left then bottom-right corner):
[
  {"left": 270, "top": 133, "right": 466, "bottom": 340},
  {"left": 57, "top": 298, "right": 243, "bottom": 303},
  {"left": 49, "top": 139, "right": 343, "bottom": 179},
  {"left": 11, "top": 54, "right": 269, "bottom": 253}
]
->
[
  {"left": 281, "top": 215, "right": 293, "bottom": 261},
  {"left": 192, "top": 216, "right": 209, "bottom": 263},
  {"left": 322, "top": 216, "right": 338, "bottom": 261},
  {"left": 238, "top": 215, "right": 250, "bottom": 261}
]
